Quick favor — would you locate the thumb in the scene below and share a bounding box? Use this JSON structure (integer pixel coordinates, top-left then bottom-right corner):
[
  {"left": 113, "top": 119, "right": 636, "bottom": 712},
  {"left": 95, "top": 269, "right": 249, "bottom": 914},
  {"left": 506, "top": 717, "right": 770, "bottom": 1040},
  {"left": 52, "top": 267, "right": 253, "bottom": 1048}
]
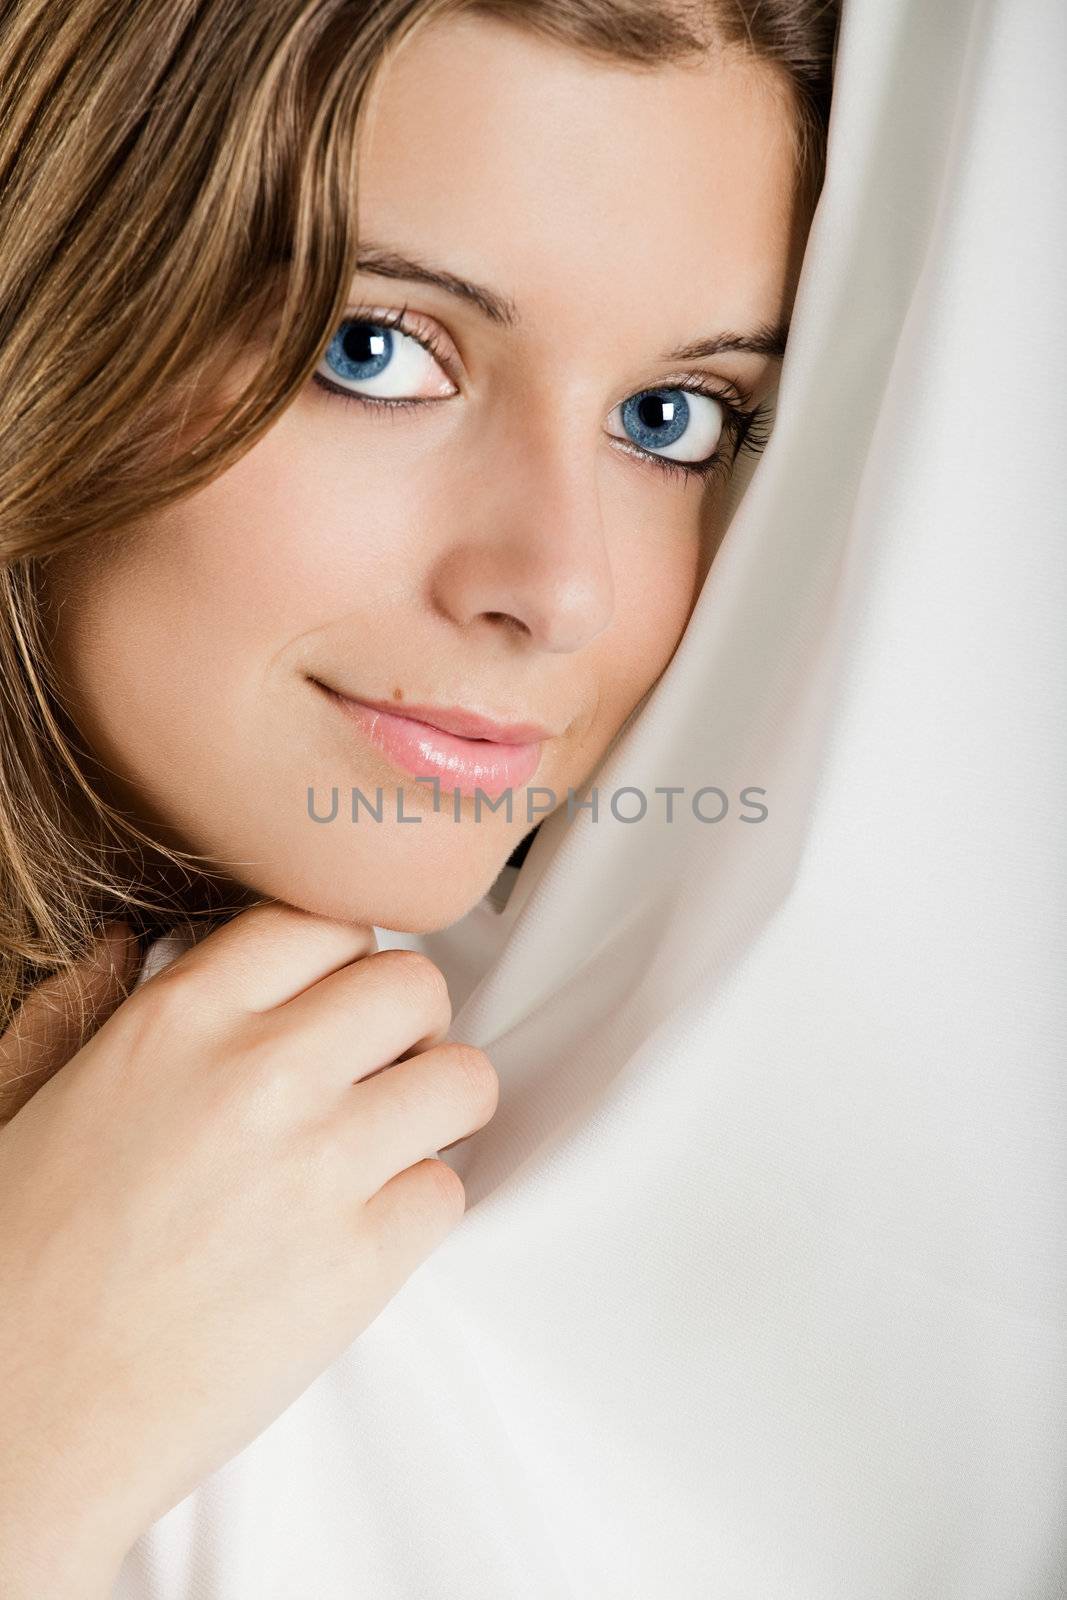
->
[{"left": 0, "top": 920, "right": 140, "bottom": 1126}]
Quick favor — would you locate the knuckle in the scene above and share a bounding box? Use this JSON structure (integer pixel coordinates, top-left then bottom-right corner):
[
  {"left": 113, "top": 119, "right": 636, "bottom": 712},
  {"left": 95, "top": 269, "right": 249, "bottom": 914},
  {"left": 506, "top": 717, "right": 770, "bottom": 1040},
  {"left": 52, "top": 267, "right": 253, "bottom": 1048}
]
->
[
  {"left": 246, "top": 899, "right": 296, "bottom": 930},
  {"left": 107, "top": 967, "right": 199, "bottom": 1062},
  {"left": 375, "top": 949, "right": 451, "bottom": 1023},
  {"left": 437, "top": 1042, "right": 499, "bottom": 1117},
  {"left": 420, "top": 1156, "right": 467, "bottom": 1216},
  {"left": 242, "top": 899, "right": 313, "bottom": 937},
  {"left": 134, "top": 957, "right": 204, "bottom": 1019}
]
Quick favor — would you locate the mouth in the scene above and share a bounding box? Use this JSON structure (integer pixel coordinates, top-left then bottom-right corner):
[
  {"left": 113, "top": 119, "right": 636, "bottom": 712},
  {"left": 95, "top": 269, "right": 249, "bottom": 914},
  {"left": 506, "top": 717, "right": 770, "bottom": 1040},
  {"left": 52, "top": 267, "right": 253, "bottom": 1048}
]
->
[{"left": 310, "top": 678, "right": 548, "bottom": 801}]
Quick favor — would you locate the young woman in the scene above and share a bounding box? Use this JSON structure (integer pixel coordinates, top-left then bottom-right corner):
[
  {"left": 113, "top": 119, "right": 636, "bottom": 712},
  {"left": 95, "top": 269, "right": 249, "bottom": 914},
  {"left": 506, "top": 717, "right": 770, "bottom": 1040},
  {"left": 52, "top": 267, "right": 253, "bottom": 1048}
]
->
[{"left": 0, "top": 1, "right": 838, "bottom": 1593}]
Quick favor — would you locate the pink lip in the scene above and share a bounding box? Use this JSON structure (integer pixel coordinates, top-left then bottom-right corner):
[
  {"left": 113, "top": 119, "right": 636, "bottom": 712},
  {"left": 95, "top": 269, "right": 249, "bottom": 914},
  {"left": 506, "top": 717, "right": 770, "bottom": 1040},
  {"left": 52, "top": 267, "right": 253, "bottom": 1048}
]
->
[
  {"left": 351, "top": 694, "right": 552, "bottom": 744},
  {"left": 315, "top": 682, "right": 546, "bottom": 800}
]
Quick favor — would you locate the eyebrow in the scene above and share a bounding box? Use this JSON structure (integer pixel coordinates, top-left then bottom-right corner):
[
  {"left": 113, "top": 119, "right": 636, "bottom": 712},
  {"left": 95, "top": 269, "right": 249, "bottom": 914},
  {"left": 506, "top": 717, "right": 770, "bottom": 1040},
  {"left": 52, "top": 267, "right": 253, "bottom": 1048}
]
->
[
  {"left": 354, "top": 243, "right": 518, "bottom": 327},
  {"left": 352, "top": 242, "right": 790, "bottom": 362}
]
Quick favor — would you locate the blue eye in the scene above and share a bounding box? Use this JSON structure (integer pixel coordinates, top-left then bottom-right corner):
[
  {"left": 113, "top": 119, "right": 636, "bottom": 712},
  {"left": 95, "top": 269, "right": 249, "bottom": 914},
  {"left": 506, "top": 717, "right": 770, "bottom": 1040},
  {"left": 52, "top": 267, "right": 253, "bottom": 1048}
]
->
[
  {"left": 607, "top": 387, "right": 725, "bottom": 466},
  {"left": 326, "top": 321, "right": 393, "bottom": 381},
  {"left": 316, "top": 316, "right": 456, "bottom": 401},
  {"left": 314, "top": 316, "right": 755, "bottom": 480}
]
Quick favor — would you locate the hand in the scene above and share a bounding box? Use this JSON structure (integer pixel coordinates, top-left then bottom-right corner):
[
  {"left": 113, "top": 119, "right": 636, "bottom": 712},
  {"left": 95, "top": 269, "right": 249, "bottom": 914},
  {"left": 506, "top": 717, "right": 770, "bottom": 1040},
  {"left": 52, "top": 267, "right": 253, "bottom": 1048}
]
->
[{"left": 0, "top": 901, "right": 498, "bottom": 1596}]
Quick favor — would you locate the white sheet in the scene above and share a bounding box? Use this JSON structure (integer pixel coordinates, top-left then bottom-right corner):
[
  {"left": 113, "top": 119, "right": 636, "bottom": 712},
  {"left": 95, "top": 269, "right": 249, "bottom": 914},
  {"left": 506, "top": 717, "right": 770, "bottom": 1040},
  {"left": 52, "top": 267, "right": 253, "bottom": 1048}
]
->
[{"left": 115, "top": 0, "right": 1067, "bottom": 1593}]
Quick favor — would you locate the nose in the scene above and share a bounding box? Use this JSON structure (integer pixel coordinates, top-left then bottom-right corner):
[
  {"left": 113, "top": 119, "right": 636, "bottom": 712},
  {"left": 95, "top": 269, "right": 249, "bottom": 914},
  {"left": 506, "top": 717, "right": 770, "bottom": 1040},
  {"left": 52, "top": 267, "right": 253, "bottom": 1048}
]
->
[{"left": 427, "top": 415, "right": 615, "bottom": 654}]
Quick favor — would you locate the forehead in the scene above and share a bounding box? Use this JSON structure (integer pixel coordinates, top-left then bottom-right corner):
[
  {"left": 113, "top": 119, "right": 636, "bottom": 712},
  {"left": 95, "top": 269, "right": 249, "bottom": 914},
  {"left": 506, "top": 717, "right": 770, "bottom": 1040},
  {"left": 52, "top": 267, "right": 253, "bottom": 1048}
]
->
[{"left": 356, "top": 13, "right": 805, "bottom": 339}]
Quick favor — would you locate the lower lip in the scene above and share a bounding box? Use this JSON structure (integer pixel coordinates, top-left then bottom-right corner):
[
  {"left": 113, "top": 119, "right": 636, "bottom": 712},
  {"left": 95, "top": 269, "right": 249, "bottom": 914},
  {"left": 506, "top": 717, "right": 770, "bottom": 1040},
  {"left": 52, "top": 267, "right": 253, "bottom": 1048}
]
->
[{"left": 321, "top": 688, "right": 544, "bottom": 800}]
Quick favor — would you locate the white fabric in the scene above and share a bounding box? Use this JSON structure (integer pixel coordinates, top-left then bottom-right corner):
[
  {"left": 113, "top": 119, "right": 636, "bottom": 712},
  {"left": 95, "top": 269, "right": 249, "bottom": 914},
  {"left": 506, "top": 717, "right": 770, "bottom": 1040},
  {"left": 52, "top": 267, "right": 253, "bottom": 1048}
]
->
[{"left": 113, "top": 1, "right": 1066, "bottom": 1594}]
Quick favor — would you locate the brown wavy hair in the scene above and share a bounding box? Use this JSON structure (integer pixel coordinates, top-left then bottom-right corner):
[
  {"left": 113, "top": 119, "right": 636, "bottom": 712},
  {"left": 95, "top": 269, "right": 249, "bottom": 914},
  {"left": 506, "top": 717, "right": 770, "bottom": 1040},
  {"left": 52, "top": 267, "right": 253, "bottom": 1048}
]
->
[{"left": 0, "top": 0, "right": 840, "bottom": 1025}]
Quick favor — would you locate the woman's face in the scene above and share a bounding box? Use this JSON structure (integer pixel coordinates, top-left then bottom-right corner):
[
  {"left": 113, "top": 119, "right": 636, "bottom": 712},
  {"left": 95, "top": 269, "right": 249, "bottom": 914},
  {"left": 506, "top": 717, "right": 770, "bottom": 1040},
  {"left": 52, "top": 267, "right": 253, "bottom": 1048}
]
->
[{"left": 44, "top": 15, "right": 808, "bottom": 932}]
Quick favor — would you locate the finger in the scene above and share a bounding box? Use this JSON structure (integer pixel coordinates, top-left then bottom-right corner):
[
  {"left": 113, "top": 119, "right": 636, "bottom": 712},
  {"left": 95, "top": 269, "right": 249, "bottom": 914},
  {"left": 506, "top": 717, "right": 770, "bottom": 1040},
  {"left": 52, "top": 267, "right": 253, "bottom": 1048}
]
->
[
  {"left": 0, "top": 921, "right": 139, "bottom": 1123},
  {"left": 139, "top": 899, "right": 378, "bottom": 1016},
  {"left": 358, "top": 1157, "right": 468, "bottom": 1290},
  {"left": 258, "top": 947, "right": 452, "bottom": 1096},
  {"left": 347, "top": 1158, "right": 467, "bottom": 1321},
  {"left": 345, "top": 1042, "right": 498, "bottom": 1201}
]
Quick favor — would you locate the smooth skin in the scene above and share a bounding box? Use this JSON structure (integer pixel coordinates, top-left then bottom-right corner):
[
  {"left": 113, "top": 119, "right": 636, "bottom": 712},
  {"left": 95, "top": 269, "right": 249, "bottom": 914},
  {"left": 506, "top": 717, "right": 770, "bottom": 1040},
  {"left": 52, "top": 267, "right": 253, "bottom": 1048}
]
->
[{"left": 0, "top": 13, "right": 809, "bottom": 1594}]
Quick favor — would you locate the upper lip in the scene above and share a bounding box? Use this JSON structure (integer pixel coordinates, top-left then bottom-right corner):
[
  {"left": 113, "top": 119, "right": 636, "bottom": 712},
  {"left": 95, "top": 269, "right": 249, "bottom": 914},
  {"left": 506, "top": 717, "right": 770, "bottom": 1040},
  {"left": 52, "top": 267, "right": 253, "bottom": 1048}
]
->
[{"left": 318, "top": 683, "right": 554, "bottom": 744}]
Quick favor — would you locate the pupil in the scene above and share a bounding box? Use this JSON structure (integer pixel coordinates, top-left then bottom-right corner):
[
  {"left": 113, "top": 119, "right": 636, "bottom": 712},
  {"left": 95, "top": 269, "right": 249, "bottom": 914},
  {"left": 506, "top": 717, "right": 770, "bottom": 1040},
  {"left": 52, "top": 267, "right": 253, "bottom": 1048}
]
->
[
  {"left": 342, "top": 324, "right": 386, "bottom": 363},
  {"left": 638, "top": 395, "right": 674, "bottom": 432}
]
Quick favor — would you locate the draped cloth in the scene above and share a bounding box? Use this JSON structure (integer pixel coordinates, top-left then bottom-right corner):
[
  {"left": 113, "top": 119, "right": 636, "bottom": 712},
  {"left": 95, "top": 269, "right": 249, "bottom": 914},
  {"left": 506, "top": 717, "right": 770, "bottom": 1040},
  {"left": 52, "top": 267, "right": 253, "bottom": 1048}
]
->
[{"left": 115, "top": 1, "right": 1066, "bottom": 1594}]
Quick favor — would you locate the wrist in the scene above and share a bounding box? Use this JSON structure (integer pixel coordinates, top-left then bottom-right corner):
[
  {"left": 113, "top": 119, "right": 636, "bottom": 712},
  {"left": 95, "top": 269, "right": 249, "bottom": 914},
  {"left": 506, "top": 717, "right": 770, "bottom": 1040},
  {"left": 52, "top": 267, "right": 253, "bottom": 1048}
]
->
[
  {"left": 0, "top": 1516, "right": 125, "bottom": 1600},
  {"left": 0, "top": 1463, "right": 133, "bottom": 1600}
]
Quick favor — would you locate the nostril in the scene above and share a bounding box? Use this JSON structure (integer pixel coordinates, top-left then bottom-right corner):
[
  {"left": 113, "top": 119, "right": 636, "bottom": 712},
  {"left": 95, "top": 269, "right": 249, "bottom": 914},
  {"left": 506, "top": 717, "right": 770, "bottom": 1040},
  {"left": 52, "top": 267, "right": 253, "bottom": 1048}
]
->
[{"left": 482, "top": 611, "right": 531, "bottom": 638}]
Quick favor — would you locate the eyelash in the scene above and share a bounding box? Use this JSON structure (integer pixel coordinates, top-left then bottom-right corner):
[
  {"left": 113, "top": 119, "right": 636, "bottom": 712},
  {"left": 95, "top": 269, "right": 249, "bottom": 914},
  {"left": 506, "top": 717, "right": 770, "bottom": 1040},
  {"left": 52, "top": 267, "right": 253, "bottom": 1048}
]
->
[{"left": 311, "top": 305, "right": 774, "bottom": 485}]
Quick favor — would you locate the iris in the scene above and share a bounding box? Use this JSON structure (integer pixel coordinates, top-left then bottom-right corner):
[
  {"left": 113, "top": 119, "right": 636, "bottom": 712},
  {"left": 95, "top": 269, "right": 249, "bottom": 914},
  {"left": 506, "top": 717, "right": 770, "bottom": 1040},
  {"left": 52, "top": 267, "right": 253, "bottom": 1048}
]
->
[
  {"left": 325, "top": 322, "right": 393, "bottom": 381},
  {"left": 620, "top": 390, "right": 690, "bottom": 451}
]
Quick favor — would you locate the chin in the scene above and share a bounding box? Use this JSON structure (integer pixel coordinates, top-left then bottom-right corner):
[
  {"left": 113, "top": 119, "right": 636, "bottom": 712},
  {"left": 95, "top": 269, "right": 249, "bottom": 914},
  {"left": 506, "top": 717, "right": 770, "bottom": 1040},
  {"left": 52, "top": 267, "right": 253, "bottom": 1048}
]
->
[{"left": 215, "top": 830, "right": 512, "bottom": 936}]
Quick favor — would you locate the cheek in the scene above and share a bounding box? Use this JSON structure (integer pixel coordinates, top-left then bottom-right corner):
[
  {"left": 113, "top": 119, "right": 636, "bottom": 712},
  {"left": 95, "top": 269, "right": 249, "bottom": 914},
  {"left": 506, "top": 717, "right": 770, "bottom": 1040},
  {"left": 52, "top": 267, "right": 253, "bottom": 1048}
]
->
[
  {"left": 585, "top": 498, "right": 714, "bottom": 747},
  {"left": 90, "top": 407, "right": 427, "bottom": 692},
  {"left": 619, "top": 482, "right": 720, "bottom": 672},
  {"left": 46, "top": 413, "right": 421, "bottom": 792},
  {"left": 164, "top": 415, "right": 409, "bottom": 640}
]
